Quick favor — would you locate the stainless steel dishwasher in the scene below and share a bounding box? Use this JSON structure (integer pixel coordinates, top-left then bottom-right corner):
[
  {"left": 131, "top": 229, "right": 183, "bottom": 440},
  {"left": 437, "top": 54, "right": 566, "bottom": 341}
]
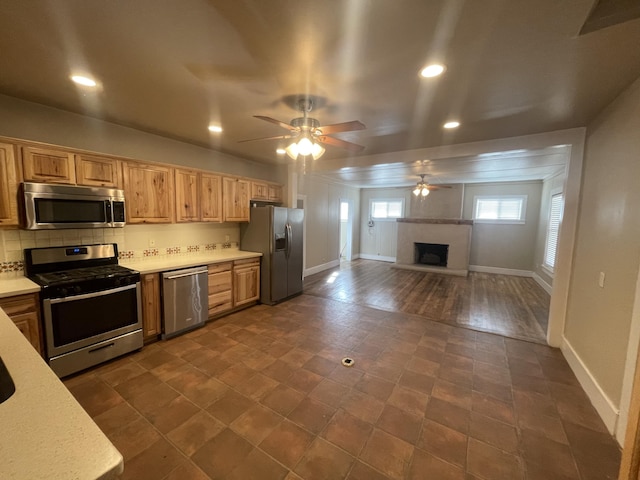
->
[{"left": 161, "top": 265, "right": 208, "bottom": 339}]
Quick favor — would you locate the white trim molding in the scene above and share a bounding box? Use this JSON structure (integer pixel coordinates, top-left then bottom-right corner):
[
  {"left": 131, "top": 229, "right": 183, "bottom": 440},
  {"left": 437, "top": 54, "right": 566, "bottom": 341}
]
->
[
  {"left": 359, "top": 254, "right": 396, "bottom": 263},
  {"left": 561, "top": 336, "right": 620, "bottom": 437},
  {"left": 469, "top": 265, "right": 533, "bottom": 277},
  {"left": 532, "top": 272, "right": 553, "bottom": 295},
  {"left": 304, "top": 259, "right": 340, "bottom": 277}
]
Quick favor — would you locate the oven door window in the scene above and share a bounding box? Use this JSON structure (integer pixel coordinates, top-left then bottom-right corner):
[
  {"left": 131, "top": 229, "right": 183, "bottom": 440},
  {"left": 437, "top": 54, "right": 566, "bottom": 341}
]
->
[
  {"left": 35, "top": 198, "right": 107, "bottom": 224},
  {"left": 50, "top": 286, "right": 138, "bottom": 347}
]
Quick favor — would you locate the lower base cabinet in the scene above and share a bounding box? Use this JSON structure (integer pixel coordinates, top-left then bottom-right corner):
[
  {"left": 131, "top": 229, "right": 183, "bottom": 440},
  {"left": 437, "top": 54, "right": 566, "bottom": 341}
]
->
[
  {"left": 208, "top": 262, "right": 233, "bottom": 316},
  {"left": 0, "top": 294, "right": 43, "bottom": 355},
  {"left": 233, "top": 258, "right": 260, "bottom": 307},
  {"left": 141, "top": 273, "right": 161, "bottom": 340}
]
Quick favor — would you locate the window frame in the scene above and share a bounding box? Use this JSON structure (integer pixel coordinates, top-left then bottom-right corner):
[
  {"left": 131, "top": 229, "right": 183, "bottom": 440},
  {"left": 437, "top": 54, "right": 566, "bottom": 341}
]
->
[
  {"left": 472, "top": 195, "right": 528, "bottom": 224},
  {"left": 369, "top": 198, "right": 405, "bottom": 222},
  {"left": 542, "top": 191, "right": 564, "bottom": 274}
]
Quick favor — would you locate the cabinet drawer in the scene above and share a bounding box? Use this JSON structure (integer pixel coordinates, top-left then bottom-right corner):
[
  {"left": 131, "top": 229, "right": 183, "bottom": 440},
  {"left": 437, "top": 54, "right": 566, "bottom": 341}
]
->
[
  {"left": 208, "top": 270, "right": 232, "bottom": 295},
  {"left": 208, "top": 262, "right": 233, "bottom": 275},
  {"left": 0, "top": 294, "right": 38, "bottom": 316},
  {"left": 208, "top": 291, "right": 232, "bottom": 316},
  {"left": 234, "top": 257, "right": 260, "bottom": 268}
]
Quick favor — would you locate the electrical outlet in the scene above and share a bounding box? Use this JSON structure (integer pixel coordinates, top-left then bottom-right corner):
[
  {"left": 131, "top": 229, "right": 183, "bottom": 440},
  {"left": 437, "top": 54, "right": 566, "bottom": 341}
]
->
[
  {"left": 599, "top": 271, "right": 605, "bottom": 288},
  {"left": 149, "top": 239, "right": 156, "bottom": 247}
]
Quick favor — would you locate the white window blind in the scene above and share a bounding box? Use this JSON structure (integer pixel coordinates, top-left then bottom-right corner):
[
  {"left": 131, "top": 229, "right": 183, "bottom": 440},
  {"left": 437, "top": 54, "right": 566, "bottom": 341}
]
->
[
  {"left": 543, "top": 193, "right": 563, "bottom": 271},
  {"left": 473, "top": 195, "right": 527, "bottom": 223},
  {"left": 370, "top": 199, "right": 404, "bottom": 220}
]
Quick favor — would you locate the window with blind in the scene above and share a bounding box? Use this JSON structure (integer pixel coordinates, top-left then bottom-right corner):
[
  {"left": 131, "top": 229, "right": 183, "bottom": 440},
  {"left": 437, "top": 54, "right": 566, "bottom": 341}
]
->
[
  {"left": 370, "top": 199, "right": 404, "bottom": 220},
  {"left": 543, "top": 193, "right": 564, "bottom": 272},
  {"left": 472, "top": 195, "right": 527, "bottom": 224}
]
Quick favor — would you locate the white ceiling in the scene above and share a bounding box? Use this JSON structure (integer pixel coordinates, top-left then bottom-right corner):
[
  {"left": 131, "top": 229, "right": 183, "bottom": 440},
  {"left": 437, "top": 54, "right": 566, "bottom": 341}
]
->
[{"left": 0, "top": 1, "right": 638, "bottom": 188}]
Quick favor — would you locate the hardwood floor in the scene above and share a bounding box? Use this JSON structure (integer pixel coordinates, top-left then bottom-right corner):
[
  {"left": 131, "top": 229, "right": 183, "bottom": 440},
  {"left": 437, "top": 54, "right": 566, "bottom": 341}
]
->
[{"left": 303, "top": 259, "right": 550, "bottom": 344}]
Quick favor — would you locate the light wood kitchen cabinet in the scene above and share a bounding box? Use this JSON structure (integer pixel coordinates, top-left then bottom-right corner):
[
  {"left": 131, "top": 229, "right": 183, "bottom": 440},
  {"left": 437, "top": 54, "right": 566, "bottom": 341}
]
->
[
  {"left": 141, "top": 273, "right": 161, "bottom": 340},
  {"left": 200, "top": 173, "right": 222, "bottom": 222},
  {"left": 233, "top": 258, "right": 260, "bottom": 307},
  {"left": 75, "top": 154, "right": 121, "bottom": 188},
  {"left": 22, "top": 145, "right": 77, "bottom": 184},
  {"left": 0, "top": 294, "right": 42, "bottom": 355},
  {"left": 268, "top": 184, "right": 283, "bottom": 203},
  {"left": 0, "top": 142, "right": 21, "bottom": 226},
  {"left": 223, "top": 176, "right": 250, "bottom": 222},
  {"left": 250, "top": 181, "right": 269, "bottom": 201},
  {"left": 123, "top": 162, "right": 174, "bottom": 224},
  {"left": 175, "top": 168, "right": 200, "bottom": 222},
  {"left": 207, "top": 262, "right": 233, "bottom": 316}
]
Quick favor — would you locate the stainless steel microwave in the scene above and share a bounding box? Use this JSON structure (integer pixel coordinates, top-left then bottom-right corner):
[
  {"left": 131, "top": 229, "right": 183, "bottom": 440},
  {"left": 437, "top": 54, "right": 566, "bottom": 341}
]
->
[{"left": 22, "top": 182, "right": 126, "bottom": 230}]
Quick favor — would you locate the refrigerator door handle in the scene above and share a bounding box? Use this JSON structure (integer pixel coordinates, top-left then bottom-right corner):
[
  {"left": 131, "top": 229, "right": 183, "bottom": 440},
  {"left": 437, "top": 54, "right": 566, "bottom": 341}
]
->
[{"left": 285, "top": 223, "right": 292, "bottom": 259}]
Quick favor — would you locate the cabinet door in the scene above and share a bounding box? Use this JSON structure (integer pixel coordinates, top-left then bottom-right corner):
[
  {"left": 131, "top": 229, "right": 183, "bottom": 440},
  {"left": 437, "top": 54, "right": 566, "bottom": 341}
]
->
[
  {"left": 123, "top": 162, "right": 174, "bottom": 223},
  {"left": 0, "top": 294, "right": 42, "bottom": 355},
  {"left": 201, "top": 173, "right": 222, "bottom": 222},
  {"left": 141, "top": 273, "right": 161, "bottom": 340},
  {"left": 0, "top": 142, "right": 20, "bottom": 226},
  {"left": 22, "top": 145, "right": 76, "bottom": 184},
  {"left": 175, "top": 169, "right": 200, "bottom": 222},
  {"left": 75, "top": 154, "right": 121, "bottom": 188},
  {"left": 12, "top": 311, "right": 43, "bottom": 355},
  {"left": 250, "top": 181, "right": 268, "bottom": 200},
  {"left": 208, "top": 263, "right": 233, "bottom": 316},
  {"left": 223, "top": 177, "right": 250, "bottom": 222},
  {"left": 233, "top": 263, "right": 260, "bottom": 307},
  {"left": 268, "top": 184, "right": 283, "bottom": 203}
]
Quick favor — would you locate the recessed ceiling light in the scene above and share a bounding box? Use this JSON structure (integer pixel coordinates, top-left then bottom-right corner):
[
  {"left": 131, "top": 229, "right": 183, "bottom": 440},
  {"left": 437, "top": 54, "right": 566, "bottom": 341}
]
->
[
  {"left": 443, "top": 121, "right": 460, "bottom": 129},
  {"left": 208, "top": 125, "right": 223, "bottom": 133},
  {"left": 276, "top": 148, "right": 286, "bottom": 154},
  {"left": 70, "top": 75, "right": 97, "bottom": 87},
  {"left": 420, "top": 64, "right": 446, "bottom": 78}
]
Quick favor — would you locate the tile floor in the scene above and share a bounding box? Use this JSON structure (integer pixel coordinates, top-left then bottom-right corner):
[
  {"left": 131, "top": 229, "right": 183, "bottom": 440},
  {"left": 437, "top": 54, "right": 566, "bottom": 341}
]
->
[{"left": 64, "top": 295, "right": 621, "bottom": 480}]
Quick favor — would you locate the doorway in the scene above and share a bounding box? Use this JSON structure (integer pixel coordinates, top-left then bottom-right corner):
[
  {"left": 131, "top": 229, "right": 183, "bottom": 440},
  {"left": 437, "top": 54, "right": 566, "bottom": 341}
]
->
[{"left": 339, "top": 199, "right": 353, "bottom": 262}]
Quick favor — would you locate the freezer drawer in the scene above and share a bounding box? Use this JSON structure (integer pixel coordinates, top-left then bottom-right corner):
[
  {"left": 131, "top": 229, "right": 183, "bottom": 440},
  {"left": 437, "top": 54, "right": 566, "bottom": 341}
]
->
[{"left": 161, "top": 266, "right": 208, "bottom": 339}]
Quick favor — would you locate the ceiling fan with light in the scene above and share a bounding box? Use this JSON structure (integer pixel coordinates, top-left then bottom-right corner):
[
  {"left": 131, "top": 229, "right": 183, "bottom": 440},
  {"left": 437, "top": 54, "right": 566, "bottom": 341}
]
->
[
  {"left": 239, "top": 98, "right": 366, "bottom": 160},
  {"left": 412, "top": 174, "right": 452, "bottom": 197}
]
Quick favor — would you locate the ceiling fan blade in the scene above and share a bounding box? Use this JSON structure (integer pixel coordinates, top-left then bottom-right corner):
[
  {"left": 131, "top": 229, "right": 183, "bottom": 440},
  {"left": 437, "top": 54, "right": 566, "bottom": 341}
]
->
[
  {"left": 254, "top": 115, "right": 297, "bottom": 132},
  {"left": 238, "top": 134, "right": 294, "bottom": 144},
  {"left": 427, "top": 185, "right": 453, "bottom": 190},
  {"left": 318, "top": 120, "right": 366, "bottom": 135},
  {"left": 317, "top": 135, "right": 365, "bottom": 153}
]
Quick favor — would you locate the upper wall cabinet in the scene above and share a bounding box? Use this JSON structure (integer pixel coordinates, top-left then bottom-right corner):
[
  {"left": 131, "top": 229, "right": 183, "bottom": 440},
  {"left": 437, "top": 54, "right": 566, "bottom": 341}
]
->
[
  {"left": 22, "top": 146, "right": 76, "bottom": 184},
  {"left": 223, "top": 176, "right": 250, "bottom": 222},
  {"left": 75, "top": 154, "right": 122, "bottom": 188},
  {"left": 268, "top": 184, "right": 283, "bottom": 203},
  {"left": 0, "top": 142, "right": 21, "bottom": 226},
  {"left": 123, "top": 162, "right": 174, "bottom": 224},
  {"left": 250, "top": 181, "right": 269, "bottom": 201},
  {"left": 201, "top": 172, "right": 222, "bottom": 223},
  {"left": 175, "top": 168, "right": 200, "bottom": 223}
]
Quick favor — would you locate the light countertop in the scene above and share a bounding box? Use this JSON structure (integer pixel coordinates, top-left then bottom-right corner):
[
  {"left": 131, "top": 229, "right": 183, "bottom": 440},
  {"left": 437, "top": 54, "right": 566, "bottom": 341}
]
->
[
  {"left": 0, "top": 308, "right": 123, "bottom": 479},
  {"left": 120, "top": 249, "right": 262, "bottom": 274},
  {"left": 0, "top": 276, "right": 40, "bottom": 299}
]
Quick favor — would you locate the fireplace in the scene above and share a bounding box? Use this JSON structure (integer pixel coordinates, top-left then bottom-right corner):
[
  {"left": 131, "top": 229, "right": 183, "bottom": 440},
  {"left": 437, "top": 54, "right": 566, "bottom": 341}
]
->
[{"left": 415, "top": 243, "right": 449, "bottom": 266}]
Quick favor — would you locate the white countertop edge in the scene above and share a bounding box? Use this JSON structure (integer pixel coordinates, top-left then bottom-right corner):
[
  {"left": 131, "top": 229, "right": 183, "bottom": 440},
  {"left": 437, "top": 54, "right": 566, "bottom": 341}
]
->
[{"left": 120, "top": 249, "right": 262, "bottom": 274}]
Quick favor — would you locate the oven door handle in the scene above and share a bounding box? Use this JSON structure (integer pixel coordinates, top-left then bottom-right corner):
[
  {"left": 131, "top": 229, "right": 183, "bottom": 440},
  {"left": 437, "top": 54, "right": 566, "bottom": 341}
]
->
[{"left": 48, "top": 283, "right": 138, "bottom": 304}]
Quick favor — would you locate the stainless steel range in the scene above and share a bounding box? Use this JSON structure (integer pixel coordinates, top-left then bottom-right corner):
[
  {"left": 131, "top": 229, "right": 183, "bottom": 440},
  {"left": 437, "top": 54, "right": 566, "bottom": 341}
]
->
[{"left": 24, "top": 243, "right": 143, "bottom": 378}]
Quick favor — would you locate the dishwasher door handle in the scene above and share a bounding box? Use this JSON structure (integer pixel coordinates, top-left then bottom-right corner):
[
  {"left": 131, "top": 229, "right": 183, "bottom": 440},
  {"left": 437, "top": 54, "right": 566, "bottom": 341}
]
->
[{"left": 164, "top": 269, "right": 207, "bottom": 280}]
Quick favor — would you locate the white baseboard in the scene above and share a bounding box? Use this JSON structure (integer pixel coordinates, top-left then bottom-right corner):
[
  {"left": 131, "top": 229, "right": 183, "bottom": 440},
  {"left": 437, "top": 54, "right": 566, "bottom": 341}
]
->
[
  {"left": 532, "top": 272, "right": 553, "bottom": 295},
  {"left": 469, "top": 265, "right": 533, "bottom": 277},
  {"left": 561, "top": 336, "right": 620, "bottom": 437},
  {"left": 304, "top": 259, "right": 340, "bottom": 277},
  {"left": 358, "top": 254, "right": 396, "bottom": 263}
]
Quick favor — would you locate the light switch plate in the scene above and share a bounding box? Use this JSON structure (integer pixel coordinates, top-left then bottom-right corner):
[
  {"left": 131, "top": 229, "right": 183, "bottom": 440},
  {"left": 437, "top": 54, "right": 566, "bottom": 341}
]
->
[{"left": 599, "top": 271, "right": 605, "bottom": 288}]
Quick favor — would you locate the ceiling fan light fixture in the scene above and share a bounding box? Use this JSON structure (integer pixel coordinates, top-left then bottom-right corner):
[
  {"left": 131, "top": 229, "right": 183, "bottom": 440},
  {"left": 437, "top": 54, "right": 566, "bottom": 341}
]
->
[
  {"left": 421, "top": 187, "right": 430, "bottom": 197},
  {"left": 285, "top": 134, "right": 326, "bottom": 160}
]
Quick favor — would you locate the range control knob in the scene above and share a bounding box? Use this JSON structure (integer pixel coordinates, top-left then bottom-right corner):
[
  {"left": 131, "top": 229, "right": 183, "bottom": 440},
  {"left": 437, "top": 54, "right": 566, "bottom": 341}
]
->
[
  {"left": 74, "top": 285, "right": 82, "bottom": 294},
  {"left": 59, "top": 288, "right": 68, "bottom": 297}
]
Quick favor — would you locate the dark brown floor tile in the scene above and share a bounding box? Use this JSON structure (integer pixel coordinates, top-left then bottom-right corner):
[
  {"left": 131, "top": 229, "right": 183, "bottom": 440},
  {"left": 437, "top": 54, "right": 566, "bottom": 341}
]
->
[
  {"left": 98, "top": 361, "right": 147, "bottom": 386},
  {"left": 206, "top": 389, "right": 256, "bottom": 424},
  {"left": 406, "top": 356, "right": 440, "bottom": 377},
  {"left": 262, "top": 359, "right": 296, "bottom": 383},
  {"left": 425, "top": 397, "right": 471, "bottom": 434},
  {"left": 340, "top": 389, "right": 385, "bottom": 424},
  {"left": 193, "top": 356, "right": 232, "bottom": 377},
  {"left": 445, "top": 343, "right": 475, "bottom": 359},
  {"left": 136, "top": 349, "right": 179, "bottom": 370},
  {"left": 442, "top": 353, "right": 474, "bottom": 372},
  {"left": 509, "top": 356, "right": 544, "bottom": 377},
  {"left": 414, "top": 345, "right": 445, "bottom": 363},
  {"left": 262, "top": 340, "right": 295, "bottom": 358},
  {"left": 69, "top": 377, "right": 125, "bottom": 417},
  {"left": 127, "top": 382, "right": 180, "bottom": 416},
  {"left": 149, "top": 357, "right": 192, "bottom": 381},
  {"left": 511, "top": 373, "right": 550, "bottom": 396},
  {"left": 524, "top": 460, "right": 580, "bottom": 480},
  {"left": 355, "top": 374, "right": 395, "bottom": 401},
  {"left": 142, "top": 394, "right": 200, "bottom": 434},
  {"left": 328, "top": 364, "right": 365, "bottom": 386},
  {"left": 432, "top": 379, "right": 472, "bottom": 410},
  {"left": 280, "top": 347, "right": 315, "bottom": 367},
  {"left": 226, "top": 447, "right": 289, "bottom": 480},
  {"left": 347, "top": 460, "right": 392, "bottom": 480},
  {"left": 563, "top": 420, "right": 621, "bottom": 480},
  {"left": 166, "top": 410, "right": 225, "bottom": 456},
  {"left": 288, "top": 396, "right": 336, "bottom": 434},
  {"left": 438, "top": 365, "right": 474, "bottom": 387},
  {"left": 242, "top": 350, "right": 277, "bottom": 371},
  {"left": 472, "top": 375, "right": 513, "bottom": 403},
  {"left": 260, "top": 419, "right": 315, "bottom": 468},
  {"left": 418, "top": 419, "right": 468, "bottom": 468},
  {"left": 408, "top": 448, "right": 466, "bottom": 480},
  {"left": 217, "top": 362, "right": 257, "bottom": 386},
  {"left": 467, "top": 438, "right": 524, "bottom": 480},
  {"left": 309, "top": 378, "right": 350, "bottom": 408},
  {"left": 181, "top": 346, "right": 219, "bottom": 366},
  {"left": 469, "top": 411, "right": 519, "bottom": 454},
  {"left": 376, "top": 404, "right": 423, "bottom": 444},
  {"left": 285, "top": 368, "right": 324, "bottom": 394},
  {"left": 191, "top": 428, "right": 253, "bottom": 478},
  {"left": 387, "top": 385, "right": 429, "bottom": 417},
  {"left": 471, "top": 391, "right": 515, "bottom": 425},
  {"left": 230, "top": 403, "right": 283, "bottom": 445},
  {"left": 177, "top": 376, "right": 229, "bottom": 408},
  {"left": 304, "top": 354, "right": 339, "bottom": 376},
  {"left": 261, "top": 383, "right": 306, "bottom": 416},
  {"left": 163, "top": 462, "right": 210, "bottom": 480},
  {"left": 398, "top": 370, "right": 435, "bottom": 395},
  {"left": 360, "top": 428, "right": 414, "bottom": 480},
  {"left": 473, "top": 361, "right": 511, "bottom": 385},
  {"left": 513, "top": 389, "right": 558, "bottom": 417},
  {"left": 109, "top": 417, "right": 161, "bottom": 461},
  {"left": 120, "top": 437, "right": 186, "bottom": 480},
  {"left": 236, "top": 372, "right": 279, "bottom": 400},
  {"left": 92, "top": 401, "right": 142, "bottom": 436},
  {"left": 517, "top": 408, "right": 568, "bottom": 444},
  {"left": 295, "top": 437, "right": 355, "bottom": 480},
  {"left": 550, "top": 382, "right": 609, "bottom": 433},
  {"left": 322, "top": 408, "right": 373, "bottom": 456},
  {"left": 520, "top": 429, "right": 581, "bottom": 479},
  {"left": 472, "top": 349, "right": 508, "bottom": 368},
  {"left": 163, "top": 338, "right": 205, "bottom": 357}
]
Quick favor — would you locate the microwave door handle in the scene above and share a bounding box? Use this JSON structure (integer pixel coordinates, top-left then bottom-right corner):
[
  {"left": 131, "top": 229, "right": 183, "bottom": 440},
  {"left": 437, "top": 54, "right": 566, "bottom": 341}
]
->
[{"left": 105, "top": 200, "right": 112, "bottom": 224}]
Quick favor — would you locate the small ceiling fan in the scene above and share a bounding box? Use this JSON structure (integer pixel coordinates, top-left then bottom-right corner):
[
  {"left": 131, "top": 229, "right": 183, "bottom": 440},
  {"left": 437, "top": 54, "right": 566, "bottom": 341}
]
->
[
  {"left": 413, "top": 174, "right": 452, "bottom": 197},
  {"left": 239, "top": 98, "right": 366, "bottom": 159}
]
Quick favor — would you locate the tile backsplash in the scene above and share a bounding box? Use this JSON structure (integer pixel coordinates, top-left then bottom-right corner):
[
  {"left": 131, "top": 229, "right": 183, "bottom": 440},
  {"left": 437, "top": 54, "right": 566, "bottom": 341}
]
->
[{"left": 0, "top": 223, "right": 240, "bottom": 278}]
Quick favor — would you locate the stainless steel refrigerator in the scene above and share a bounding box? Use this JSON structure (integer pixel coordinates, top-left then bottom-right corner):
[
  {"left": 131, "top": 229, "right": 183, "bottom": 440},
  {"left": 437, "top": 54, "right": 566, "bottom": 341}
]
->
[{"left": 240, "top": 206, "right": 304, "bottom": 305}]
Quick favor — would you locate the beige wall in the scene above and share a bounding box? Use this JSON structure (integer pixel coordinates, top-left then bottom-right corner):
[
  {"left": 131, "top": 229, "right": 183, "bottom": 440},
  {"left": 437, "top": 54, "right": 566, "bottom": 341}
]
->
[
  {"left": 564, "top": 77, "right": 640, "bottom": 407},
  {"left": 409, "top": 185, "right": 463, "bottom": 219},
  {"left": 359, "top": 187, "right": 410, "bottom": 260},
  {"left": 462, "top": 181, "right": 543, "bottom": 271}
]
